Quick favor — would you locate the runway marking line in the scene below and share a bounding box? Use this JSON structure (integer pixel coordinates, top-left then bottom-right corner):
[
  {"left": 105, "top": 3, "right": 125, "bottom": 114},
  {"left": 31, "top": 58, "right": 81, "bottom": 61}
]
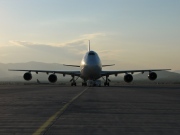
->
[{"left": 33, "top": 87, "right": 88, "bottom": 135}]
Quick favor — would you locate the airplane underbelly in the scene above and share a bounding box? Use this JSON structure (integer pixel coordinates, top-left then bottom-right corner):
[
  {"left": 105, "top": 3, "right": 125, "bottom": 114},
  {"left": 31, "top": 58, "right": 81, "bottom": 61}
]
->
[{"left": 81, "top": 66, "right": 101, "bottom": 80}]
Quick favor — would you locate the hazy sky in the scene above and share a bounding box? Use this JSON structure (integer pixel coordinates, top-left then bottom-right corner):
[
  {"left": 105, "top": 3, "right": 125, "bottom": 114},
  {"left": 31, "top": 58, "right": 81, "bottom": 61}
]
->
[{"left": 0, "top": 0, "right": 179, "bottom": 70}]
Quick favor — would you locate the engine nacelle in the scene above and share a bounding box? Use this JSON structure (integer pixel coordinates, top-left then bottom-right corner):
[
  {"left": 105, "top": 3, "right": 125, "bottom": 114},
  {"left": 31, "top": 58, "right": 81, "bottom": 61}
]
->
[
  {"left": 124, "top": 74, "right": 133, "bottom": 83},
  {"left": 23, "top": 72, "right": 32, "bottom": 81},
  {"left": 148, "top": 72, "right": 157, "bottom": 81},
  {"left": 48, "top": 74, "right": 57, "bottom": 83}
]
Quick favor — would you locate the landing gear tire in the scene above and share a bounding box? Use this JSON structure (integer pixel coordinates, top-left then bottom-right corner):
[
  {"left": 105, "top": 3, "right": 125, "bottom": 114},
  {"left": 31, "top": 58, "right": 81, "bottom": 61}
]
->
[
  {"left": 71, "top": 82, "right": 76, "bottom": 86},
  {"left": 103, "top": 75, "right": 110, "bottom": 86},
  {"left": 104, "top": 82, "right": 110, "bottom": 86}
]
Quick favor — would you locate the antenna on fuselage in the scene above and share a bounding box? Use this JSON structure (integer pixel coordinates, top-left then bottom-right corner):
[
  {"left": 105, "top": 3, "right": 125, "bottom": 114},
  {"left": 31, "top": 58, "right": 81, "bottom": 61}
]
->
[{"left": 88, "top": 40, "right": 90, "bottom": 52}]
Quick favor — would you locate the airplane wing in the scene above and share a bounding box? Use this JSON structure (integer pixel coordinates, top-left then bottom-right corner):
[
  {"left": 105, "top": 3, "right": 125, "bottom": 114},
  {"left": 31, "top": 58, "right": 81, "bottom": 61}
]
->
[
  {"left": 101, "top": 69, "right": 171, "bottom": 76},
  {"left": 8, "top": 69, "right": 81, "bottom": 76}
]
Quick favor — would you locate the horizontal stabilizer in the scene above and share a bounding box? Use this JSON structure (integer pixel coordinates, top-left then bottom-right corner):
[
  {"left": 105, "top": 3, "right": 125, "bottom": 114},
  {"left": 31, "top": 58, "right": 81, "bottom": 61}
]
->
[
  {"left": 102, "top": 64, "right": 115, "bottom": 67},
  {"left": 63, "top": 64, "right": 80, "bottom": 67}
]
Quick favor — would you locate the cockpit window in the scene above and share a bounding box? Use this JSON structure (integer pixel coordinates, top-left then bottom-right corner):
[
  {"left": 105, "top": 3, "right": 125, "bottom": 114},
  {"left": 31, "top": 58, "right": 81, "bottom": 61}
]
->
[{"left": 88, "top": 52, "right": 95, "bottom": 55}]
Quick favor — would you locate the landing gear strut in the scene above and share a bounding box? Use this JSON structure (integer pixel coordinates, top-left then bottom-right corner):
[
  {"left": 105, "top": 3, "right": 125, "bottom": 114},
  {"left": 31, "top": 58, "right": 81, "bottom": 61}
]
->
[
  {"left": 70, "top": 75, "right": 78, "bottom": 86},
  {"left": 103, "top": 75, "right": 110, "bottom": 86},
  {"left": 82, "top": 79, "right": 87, "bottom": 86}
]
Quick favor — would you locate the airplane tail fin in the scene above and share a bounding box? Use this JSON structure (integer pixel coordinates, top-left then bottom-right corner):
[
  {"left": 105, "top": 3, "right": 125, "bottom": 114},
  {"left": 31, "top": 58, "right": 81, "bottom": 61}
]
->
[{"left": 88, "top": 40, "right": 90, "bottom": 52}]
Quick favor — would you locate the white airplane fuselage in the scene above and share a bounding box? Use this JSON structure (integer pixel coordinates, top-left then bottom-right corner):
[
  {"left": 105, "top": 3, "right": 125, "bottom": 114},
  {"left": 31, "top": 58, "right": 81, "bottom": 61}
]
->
[{"left": 80, "top": 51, "right": 102, "bottom": 80}]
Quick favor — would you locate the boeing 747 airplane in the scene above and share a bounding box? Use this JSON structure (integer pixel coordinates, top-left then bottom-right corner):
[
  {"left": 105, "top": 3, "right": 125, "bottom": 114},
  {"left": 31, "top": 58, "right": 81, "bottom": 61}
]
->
[{"left": 9, "top": 41, "right": 170, "bottom": 86}]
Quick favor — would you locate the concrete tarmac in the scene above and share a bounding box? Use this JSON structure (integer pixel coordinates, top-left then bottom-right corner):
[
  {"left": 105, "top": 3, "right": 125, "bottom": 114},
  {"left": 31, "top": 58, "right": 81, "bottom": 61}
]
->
[{"left": 0, "top": 85, "right": 180, "bottom": 135}]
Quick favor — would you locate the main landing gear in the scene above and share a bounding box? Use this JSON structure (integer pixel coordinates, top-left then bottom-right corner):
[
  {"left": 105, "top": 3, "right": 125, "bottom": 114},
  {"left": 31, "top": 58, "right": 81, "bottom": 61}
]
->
[
  {"left": 70, "top": 75, "right": 78, "bottom": 86},
  {"left": 103, "top": 75, "right": 110, "bottom": 86},
  {"left": 71, "top": 82, "right": 76, "bottom": 86},
  {"left": 104, "top": 82, "right": 109, "bottom": 86}
]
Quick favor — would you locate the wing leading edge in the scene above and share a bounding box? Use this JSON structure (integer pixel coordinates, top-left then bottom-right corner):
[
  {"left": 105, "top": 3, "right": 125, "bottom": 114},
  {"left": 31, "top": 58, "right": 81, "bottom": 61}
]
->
[
  {"left": 101, "top": 69, "right": 171, "bottom": 76},
  {"left": 8, "top": 69, "right": 81, "bottom": 76}
]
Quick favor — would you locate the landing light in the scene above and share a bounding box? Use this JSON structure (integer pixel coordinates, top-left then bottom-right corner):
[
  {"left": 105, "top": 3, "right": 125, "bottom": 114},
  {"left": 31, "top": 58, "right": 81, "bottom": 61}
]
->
[{"left": 81, "top": 61, "right": 85, "bottom": 65}]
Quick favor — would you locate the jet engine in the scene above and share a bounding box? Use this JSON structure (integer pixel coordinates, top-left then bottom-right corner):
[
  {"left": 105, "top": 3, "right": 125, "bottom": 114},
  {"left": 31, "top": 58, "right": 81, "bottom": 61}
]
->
[
  {"left": 148, "top": 72, "right": 157, "bottom": 81},
  {"left": 23, "top": 72, "right": 32, "bottom": 81},
  {"left": 124, "top": 74, "right": 133, "bottom": 83},
  {"left": 48, "top": 74, "right": 57, "bottom": 83}
]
